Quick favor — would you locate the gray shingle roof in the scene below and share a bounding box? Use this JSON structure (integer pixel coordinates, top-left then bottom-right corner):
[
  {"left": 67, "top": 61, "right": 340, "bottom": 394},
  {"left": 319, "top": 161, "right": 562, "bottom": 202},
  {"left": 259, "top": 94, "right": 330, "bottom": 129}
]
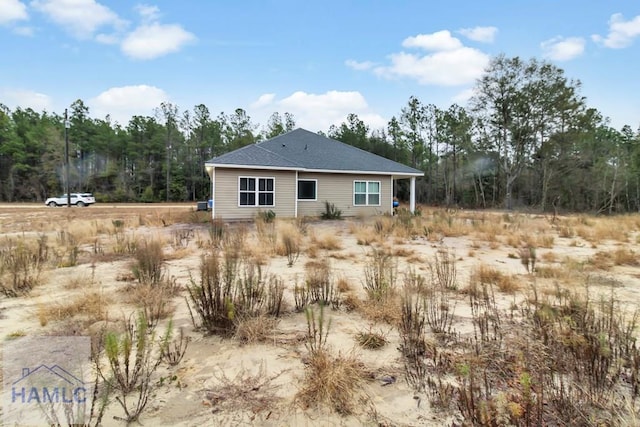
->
[{"left": 205, "top": 128, "right": 423, "bottom": 176}]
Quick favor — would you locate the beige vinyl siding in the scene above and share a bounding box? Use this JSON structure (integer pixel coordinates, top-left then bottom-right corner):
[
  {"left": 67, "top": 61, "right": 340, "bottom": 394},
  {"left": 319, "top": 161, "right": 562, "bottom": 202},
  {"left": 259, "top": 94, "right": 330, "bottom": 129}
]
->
[
  {"left": 213, "top": 168, "right": 296, "bottom": 220},
  {"left": 297, "top": 172, "right": 393, "bottom": 217}
]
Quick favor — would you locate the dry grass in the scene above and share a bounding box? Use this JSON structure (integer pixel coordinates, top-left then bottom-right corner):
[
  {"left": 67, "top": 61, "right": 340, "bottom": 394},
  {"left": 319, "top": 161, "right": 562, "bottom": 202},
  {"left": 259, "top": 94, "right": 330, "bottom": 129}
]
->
[
  {"left": 296, "top": 349, "right": 368, "bottom": 415},
  {"left": 358, "top": 295, "right": 402, "bottom": 324},
  {"left": 234, "top": 315, "right": 279, "bottom": 343},
  {"left": 37, "top": 290, "right": 111, "bottom": 328},
  {"left": 349, "top": 223, "right": 382, "bottom": 246},
  {"left": 355, "top": 326, "right": 388, "bottom": 350},
  {"left": 471, "top": 264, "right": 520, "bottom": 293},
  {"left": 310, "top": 230, "right": 343, "bottom": 251},
  {"left": 612, "top": 247, "right": 639, "bottom": 266},
  {"left": 204, "top": 361, "right": 284, "bottom": 416},
  {"left": 124, "top": 282, "right": 178, "bottom": 326}
]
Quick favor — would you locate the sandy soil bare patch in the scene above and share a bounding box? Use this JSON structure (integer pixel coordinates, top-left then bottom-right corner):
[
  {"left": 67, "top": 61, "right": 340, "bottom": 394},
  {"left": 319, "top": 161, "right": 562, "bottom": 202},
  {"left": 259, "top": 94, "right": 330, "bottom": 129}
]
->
[{"left": 2, "top": 205, "right": 640, "bottom": 425}]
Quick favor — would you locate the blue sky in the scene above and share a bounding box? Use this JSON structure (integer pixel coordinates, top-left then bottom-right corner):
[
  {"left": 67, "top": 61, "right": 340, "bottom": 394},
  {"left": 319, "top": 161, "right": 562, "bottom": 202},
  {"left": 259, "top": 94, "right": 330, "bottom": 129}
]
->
[{"left": 1, "top": 0, "right": 639, "bottom": 133}]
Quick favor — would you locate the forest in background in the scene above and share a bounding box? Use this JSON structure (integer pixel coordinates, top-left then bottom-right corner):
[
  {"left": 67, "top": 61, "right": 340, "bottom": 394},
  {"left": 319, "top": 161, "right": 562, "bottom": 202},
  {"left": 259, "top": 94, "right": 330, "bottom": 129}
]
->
[{"left": 1, "top": 54, "right": 639, "bottom": 214}]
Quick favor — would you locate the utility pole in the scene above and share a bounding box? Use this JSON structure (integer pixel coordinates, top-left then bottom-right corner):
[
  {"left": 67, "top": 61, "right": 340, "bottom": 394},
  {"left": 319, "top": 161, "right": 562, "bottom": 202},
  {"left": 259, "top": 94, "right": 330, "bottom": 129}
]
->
[{"left": 64, "top": 109, "right": 71, "bottom": 207}]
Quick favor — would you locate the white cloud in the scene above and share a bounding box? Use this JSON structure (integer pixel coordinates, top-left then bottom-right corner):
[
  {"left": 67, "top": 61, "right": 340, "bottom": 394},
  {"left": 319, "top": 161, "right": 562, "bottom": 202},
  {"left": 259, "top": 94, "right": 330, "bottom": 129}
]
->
[
  {"left": 345, "top": 59, "right": 375, "bottom": 71},
  {"left": 375, "top": 47, "right": 489, "bottom": 86},
  {"left": 31, "top": 0, "right": 124, "bottom": 39},
  {"left": 121, "top": 22, "right": 195, "bottom": 59},
  {"left": 592, "top": 13, "right": 640, "bottom": 48},
  {"left": 250, "top": 93, "right": 275, "bottom": 109},
  {"left": 351, "top": 30, "right": 490, "bottom": 87},
  {"left": 250, "top": 90, "right": 385, "bottom": 132},
  {"left": 135, "top": 4, "right": 160, "bottom": 23},
  {"left": 541, "top": 36, "right": 585, "bottom": 61},
  {"left": 451, "top": 87, "right": 475, "bottom": 104},
  {"left": 402, "top": 30, "right": 462, "bottom": 51},
  {"left": 458, "top": 26, "right": 498, "bottom": 43},
  {"left": 1, "top": 88, "right": 52, "bottom": 111},
  {"left": 89, "top": 84, "right": 169, "bottom": 124},
  {"left": 0, "top": 0, "right": 28, "bottom": 24}
]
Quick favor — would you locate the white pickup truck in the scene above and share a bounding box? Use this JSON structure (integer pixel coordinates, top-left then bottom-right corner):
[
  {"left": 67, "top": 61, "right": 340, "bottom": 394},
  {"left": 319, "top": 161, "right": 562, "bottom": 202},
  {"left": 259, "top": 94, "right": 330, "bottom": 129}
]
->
[{"left": 45, "top": 193, "right": 96, "bottom": 207}]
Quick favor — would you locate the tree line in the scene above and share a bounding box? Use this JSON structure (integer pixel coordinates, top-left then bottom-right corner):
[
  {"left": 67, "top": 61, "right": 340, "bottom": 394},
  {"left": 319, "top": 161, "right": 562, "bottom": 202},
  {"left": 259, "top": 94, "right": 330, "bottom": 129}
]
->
[{"left": 1, "top": 54, "right": 639, "bottom": 213}]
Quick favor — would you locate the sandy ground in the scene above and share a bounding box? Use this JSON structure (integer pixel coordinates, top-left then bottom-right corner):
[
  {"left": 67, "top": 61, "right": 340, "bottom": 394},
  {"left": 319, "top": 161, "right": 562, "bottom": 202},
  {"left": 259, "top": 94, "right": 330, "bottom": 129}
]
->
[{"left": 1, "top": 204, "right": 639, "bottom": 426}]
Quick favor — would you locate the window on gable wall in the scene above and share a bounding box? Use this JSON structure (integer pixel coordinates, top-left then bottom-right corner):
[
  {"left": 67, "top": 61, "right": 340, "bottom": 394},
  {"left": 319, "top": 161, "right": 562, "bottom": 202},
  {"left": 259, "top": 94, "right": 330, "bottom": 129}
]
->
[
  {"left": 354, "top": 180, "right": 380, "bottom": 206},
  {"left": 239, "top": 177, "right": 274, "bottom": 206}
]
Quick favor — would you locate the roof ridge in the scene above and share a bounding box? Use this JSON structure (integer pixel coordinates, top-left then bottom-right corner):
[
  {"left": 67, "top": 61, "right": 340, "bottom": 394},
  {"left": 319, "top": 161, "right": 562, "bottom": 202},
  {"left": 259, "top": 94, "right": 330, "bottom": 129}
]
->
[{"left": 253, "top": 143, "right": 305, "bottom": 168}]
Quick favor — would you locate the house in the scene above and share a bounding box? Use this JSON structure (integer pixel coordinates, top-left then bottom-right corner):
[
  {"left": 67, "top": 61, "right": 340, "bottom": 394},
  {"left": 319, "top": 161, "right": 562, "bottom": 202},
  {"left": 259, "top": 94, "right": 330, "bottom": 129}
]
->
[{"left": 204, "top": 128, "right": 424, "bottom": 220}]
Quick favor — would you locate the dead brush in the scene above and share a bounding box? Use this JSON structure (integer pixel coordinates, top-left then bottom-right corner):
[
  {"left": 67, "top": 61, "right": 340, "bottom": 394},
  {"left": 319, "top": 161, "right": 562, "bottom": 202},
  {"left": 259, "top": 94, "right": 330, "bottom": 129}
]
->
[
  {"left": 351, "top": 223, "right": 380, "bottom": 246},
  {"left": 304, "top": 258, "right": 338, "bottom": 307},
  {"left": 255, "top": 214, "right": 278, "bottom": 252},
  {"left": 362, "top": 246, "right": 397, "bottom": 302},
  {"left": 160, "top": 322, "right": 189, "bottom": 366},
  {"left": 37, "top": 290, "right": 111, "bottom": 328},
  {"left": 0, "top": 237, "right": 44, "bottom": 297},
  {"left": 207, "top": 217, "right": 226, "bottom": 248},
  {"left": 170, "top": 227, "right": 194, "bottom": 249},
  {"left": 399, "top": 290, "right": 428, "bottom": 392},
  {"left": 186, "top": 249, "right": 284, "bottom": 336},
  {"left": 234, "top": 314, "right": 279, "bottom": 344},
  {"left": 296, "top": 348, "right": 368, "bottom": 415},
  {"left": 310, "top": 230, "right": 343, "bottom": 250},
  {"left": 204, "top": 361, "right": 284, "bottom": 416},
  {"left": 279, "top": 224, "right": 301, "bottom": 267},
  {"left": 612, "top": 247, "right": 639, "bottom": 266},
  {"left": 126, "top": 281, "right": 177, "bottom": 329},
  {"left": 298, "top": 304, "right": 368, "bottom": 414},
  {"left": 471, "top": 263, "right": 520, "bottom": 294},
  {"left": 358, "top": 294, "right": 401, "bottom": 324},
  {"left": 355, "top": 326, "right": 388, "bottom": 350},
  {"left": 431, "top": 247, "right": 458, "bottom": 290},
  {"left": 132, "top": 238, "right": 165, "bottom": 286},
  {"left": 518, "top": 245, "right": 537, "bottom": 273},
  {"left": 373, "top": 216, "right": 394, "bottom": 239}
]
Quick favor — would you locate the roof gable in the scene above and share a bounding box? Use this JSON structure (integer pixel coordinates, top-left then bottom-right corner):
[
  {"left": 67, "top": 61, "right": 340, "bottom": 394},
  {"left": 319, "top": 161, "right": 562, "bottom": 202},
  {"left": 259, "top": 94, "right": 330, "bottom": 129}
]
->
[{"left": 206, "top": 128, "right": 423, "bottom": 175}]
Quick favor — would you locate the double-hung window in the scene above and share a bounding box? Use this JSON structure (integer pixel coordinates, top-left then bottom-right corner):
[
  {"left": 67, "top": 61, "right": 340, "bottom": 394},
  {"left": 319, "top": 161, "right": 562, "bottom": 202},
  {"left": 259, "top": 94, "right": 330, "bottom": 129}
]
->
[
  {"left": 354, "top": 181, "right": 380, "bottom": 206},
  {"left": 239, "top": 177, "right": 274, "bottom": 206}
]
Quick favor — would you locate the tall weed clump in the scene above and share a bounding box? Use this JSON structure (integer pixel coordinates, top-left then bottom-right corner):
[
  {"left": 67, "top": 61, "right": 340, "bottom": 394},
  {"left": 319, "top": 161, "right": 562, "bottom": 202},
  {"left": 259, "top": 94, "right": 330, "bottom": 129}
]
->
[
  {"left": 362, "top": 247, "right": 397, "bottom": 301},
  {"left": 132, "top": 238, "right": 165, "bottom": 286},
  {"left": 186, "top": 247, "right": 284, "bottom": 337},
  {"left": 303, "top": 258, "right": 338, "bottom": 307},
  {"left": 97, "top": 312, "right": 179, "bottom": 423},
  {"left": 296, "top": 304, "right": 367, "bottom": 415},
  {"left": 0, "top": 237, "right": 47, "bottom": 296}
]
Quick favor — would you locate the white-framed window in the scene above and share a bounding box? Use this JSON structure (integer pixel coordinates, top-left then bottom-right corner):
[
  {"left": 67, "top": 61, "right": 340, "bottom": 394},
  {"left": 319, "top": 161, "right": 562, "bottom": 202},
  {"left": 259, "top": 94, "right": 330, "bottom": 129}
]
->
[
  {"left": 354, "top": 180, "right": 381, "bottom": 206},
  {"left": 297, "top": 179, "right": 317, "bottom": 201},
  {"left": 239, "top": 177, "right": 274, "bottom": 207}
]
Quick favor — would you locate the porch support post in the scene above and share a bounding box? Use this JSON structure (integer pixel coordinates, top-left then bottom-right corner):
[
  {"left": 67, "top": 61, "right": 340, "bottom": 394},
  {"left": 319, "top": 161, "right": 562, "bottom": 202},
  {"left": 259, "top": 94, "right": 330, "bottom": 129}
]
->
[{"left": 410, "top": 176, "right": 416, "bottom": 214}]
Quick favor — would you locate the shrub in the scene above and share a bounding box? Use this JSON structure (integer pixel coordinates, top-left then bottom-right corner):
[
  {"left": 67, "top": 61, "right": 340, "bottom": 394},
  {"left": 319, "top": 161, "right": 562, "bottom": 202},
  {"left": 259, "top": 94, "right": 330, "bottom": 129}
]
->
[
  {"left": 280, "top": 226, "right": 301, "bottom": 267},
  {"left": 98, "top": 312, "right": 164, "bottom": 423},
  {"left": 355, "top": 326, "right": 388, "bottom": 350},
  {"left": 160, "top": 321, "right": 189, "bottom": 366},
  {"left": 186, "top": 250, "right": 284, "bottom": 336},
  {"left": 305, "top": 259, "right": 338, "bottom": 307},
  {"left": 132, "top": 238, "right": 165, "bottom": 286},
  {"left": 321, "top": 201, "right": 342, "bottom": 220},
  {"left": 362, "top": 247, "right": 397, "bottom": 302},
  {"left": 297, "top": 304, "right": 367, "bottom": 415},
  {"left": 0, "top": 238, "right": 45, "bottom": 297},
  {"left": 257, "top": 209, "right": 276, "bottom": 223}
]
